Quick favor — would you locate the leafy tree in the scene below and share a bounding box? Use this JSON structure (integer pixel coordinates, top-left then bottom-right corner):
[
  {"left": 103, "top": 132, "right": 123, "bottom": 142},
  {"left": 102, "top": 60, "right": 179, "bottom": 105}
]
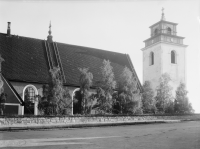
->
[
  {"left": 141, "top": 81, "right": 157, "bottom": 114},
  {"left": 0, "top": 55, "right": 6, "bottom": 115},
  {"left": 0, "top": 76, "right": 6, "bottom": 115},
  {"left": 78, "top": 68, "right": 93, "bottom": 114},
  {"left": 174, "top": 82, "right": 194, "bottom": 113},
  {"left": 155, "top": 73, "right": 174, "bottom": 113},
  {"left": 38, "top": 67, "right": 71, "bottom": 115},
  {"left": 95, "top": 60, "right": 116, "bottom": 114},
  {"left": 114, "top": 66, "right": 142, "bottom": 114}
]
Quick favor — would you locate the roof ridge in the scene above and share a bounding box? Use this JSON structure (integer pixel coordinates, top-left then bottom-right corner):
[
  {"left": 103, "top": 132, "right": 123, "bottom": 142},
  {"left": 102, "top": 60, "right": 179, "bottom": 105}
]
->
[
  {"left": 0, "top": 32, "right": 126, "bottom": 56},
  {"left": 56, "top": 42, "right": 127, "bottom": 55},
  {"left": 0, "top": 32, "right": 44, "bottom": 41}
]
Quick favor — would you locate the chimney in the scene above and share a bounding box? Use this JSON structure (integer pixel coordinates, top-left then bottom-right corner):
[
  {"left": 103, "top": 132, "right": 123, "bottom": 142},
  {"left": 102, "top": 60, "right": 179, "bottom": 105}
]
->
[{"left": 7, "top": 22, "right": 11, "bottom": 36}]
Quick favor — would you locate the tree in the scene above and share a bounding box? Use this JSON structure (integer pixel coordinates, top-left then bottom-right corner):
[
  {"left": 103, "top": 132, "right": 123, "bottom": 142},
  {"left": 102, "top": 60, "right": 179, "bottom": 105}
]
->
[
  {"left": 155, "top": 73, "right": 174, "bottom": 113},
  {"left": 0, "top": 75, "right": 6, "bottom": 115},
  {"left": 114, "top": 66, "right": 142, "bottom": 114},
  {"left": 95, "top": 60, "right": 116, "bottom": 114},
  {"left": 78, "top": 68, "right": 93, "bottom": 114},
  {"left": 38, "top": 67, "right": 71, "bottom": 115},
  {"left": 141, "top": 81, "right": 156, "bottom": 114},
  {"left": 174, "top": 82, "right": 194, "bottom": 113},
  {"left": 0, "top": 55, "right": 6, "bottom": 115}
]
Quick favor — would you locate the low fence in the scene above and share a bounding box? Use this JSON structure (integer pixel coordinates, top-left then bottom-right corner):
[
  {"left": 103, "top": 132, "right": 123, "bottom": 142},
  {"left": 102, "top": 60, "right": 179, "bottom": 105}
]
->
[{"left": 0, "top": 114, "right": 200, "bottom": 127}]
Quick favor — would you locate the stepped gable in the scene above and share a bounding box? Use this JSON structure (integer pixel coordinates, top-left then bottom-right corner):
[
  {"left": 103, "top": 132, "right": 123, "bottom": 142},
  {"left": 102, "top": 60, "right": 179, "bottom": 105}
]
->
[{"left": 0, "top": 32, "right": 141, "bottom": 89}]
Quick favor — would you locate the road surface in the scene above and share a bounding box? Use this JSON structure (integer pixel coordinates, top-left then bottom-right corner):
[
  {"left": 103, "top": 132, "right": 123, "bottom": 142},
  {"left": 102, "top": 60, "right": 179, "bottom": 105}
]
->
[{"left": 0, "top": 121, "right": 200, "bottom": 149}]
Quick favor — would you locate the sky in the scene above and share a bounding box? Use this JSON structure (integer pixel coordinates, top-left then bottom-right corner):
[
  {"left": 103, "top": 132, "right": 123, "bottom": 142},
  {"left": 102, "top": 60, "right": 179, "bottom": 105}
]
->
[{"left": 0, "top": 0, "right": 200, "bottom": 113}]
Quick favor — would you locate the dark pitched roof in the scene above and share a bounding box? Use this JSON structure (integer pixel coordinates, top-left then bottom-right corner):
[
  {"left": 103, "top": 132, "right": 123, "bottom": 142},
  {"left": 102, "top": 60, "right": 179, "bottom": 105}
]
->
[
  {"left": 0, "top": 33, "right": 50, "bottom": 84},
  {"left": 0, "top": 33, "right": 142, "bottom": 90}
]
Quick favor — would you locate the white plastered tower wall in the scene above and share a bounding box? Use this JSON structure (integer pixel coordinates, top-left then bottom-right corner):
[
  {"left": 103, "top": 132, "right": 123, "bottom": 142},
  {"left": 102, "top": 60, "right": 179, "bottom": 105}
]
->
[
  {"left": 142, "top": 41, "right": 187, "bottom": 97},
  {"left": 161, "top": 43, "right": 187, "bottom": 97},
  {"left": 142, "top": 43, "right": 162, "bottom": 92},
  {"left": 141, "top": 9, "right": 187, "bottom": 98}
]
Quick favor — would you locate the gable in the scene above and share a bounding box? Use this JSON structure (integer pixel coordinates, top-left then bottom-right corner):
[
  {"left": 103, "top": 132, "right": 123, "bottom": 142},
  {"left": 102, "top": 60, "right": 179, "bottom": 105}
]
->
[{"left": 1, "top": 73, "right": 23, "bottom": 105}]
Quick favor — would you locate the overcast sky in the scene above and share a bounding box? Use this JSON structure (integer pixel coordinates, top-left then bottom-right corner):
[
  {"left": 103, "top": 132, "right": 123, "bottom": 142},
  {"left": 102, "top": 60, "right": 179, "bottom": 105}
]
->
[{"left": 0, "top": 0, "right": 200, "bottom": 113}]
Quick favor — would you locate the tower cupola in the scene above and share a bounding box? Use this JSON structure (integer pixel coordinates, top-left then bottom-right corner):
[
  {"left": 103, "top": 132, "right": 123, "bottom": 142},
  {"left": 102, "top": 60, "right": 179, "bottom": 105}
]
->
[{"left": 143, "top": 8, "right": 185, "bottom": 48}]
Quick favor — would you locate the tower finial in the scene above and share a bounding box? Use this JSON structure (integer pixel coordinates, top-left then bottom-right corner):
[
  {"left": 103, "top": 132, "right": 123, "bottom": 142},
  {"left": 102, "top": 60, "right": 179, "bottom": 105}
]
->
[
  {"left": 47, "top": 21, "right": 53, "bottom": 42},
  {"left": 161, "top": 7, "right": 166, "bottom": 21},
  {"left": 48, "top": 21, "right": 52, "bottom": 36}
]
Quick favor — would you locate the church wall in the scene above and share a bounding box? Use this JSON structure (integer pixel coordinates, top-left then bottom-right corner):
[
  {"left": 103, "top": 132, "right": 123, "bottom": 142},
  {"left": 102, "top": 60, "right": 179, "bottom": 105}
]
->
[
  {"left": 161, "top": 43, "right": 186, "bottom": 97},
  {"left": 143, "top": 43, "right": 162, "bottom": 94},
  {"left": 10, "top": 81, "right": 43, "bottom": 115},
  {"left": 143, "top": 42, "right": 186, "bottom": 98},
  {"left": 10, "top": 81, "right": 96, "bottom": 115},
  {"left": 11, "top": 82, "right": 43, "bottom": 98}
]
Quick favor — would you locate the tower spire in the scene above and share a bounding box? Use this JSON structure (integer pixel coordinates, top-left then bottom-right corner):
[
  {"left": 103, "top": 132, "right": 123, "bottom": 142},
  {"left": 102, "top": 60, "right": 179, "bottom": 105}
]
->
[
  {"left": 47, "top": 21, "right": 53, "bottom": 42},
  {"left": 48, "top": 21, "right": 52, "bottom": 36},
  {"left": 161, "top": 7, "right": 166, "bottom": 21}
]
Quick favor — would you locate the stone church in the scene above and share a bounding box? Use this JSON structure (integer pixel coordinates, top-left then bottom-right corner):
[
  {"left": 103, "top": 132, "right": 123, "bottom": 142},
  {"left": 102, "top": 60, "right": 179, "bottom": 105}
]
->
[
  {"left": 0, "top": 22, "right": 142, "bottom": 115},
  {"left": 141, "top": 10, "right": 187, "bottom": 97},
  {"left": 0, "top": 10, "right": 187, "bottom": 115}
]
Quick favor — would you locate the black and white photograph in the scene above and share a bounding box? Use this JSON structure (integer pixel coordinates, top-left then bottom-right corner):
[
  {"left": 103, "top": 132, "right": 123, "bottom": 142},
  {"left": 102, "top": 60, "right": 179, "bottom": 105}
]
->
[{"left": 0, "top": 0, "right": 200, "bottom": 148}]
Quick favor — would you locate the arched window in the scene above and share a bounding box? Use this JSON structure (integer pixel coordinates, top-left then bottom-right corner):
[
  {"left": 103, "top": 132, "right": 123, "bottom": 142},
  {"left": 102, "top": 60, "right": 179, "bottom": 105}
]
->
[
  {"left": 167, "top": 27, "right": 172, "bottom": 34},
  {"left": 171, "top": 50, "right": 176, "bottom": 64},
  {"left": 22, "top": 85, "right": 38, "bottom": 115},
  {"left": 154, "top": 28, "right": 158, "bottom": 35},
  {"left": 149, "top": 52, "right": 154, "bottom": 66},
  {"left": 25, "top": 87, "right": 36, "bottom": 103},
  {"left": 72, "top": 88, "right": 80, "bottom": 115}
]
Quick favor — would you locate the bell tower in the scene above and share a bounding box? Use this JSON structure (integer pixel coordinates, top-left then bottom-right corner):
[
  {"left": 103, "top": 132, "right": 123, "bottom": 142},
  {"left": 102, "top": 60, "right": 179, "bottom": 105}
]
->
[{"left": 141, "top": 8, "right": 187, "bottom": 97}]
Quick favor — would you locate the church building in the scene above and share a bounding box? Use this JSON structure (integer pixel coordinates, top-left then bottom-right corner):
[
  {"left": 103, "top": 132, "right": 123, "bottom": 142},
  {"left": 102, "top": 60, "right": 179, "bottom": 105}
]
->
[
  {"left": 141, "top": 9, "right": 187, "bottom": 97},
  {"left": 0, "top": 22, "right": 142, "bottom": 115}
]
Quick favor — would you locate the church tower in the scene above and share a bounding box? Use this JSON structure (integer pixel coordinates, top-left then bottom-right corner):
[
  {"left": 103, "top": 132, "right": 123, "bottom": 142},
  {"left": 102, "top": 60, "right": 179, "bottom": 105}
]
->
[{"left": 141, "top": 8, "right": 187, "bottom": 96}]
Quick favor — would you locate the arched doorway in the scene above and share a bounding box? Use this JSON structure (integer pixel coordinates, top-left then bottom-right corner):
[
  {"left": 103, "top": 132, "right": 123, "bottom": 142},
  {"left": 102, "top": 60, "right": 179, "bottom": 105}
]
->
[
  {"left": 22, "top": 85, "right": 38, "bottom": 115},
  {"left": 72, "top": 88, "right": 82, "bottom": 115}
]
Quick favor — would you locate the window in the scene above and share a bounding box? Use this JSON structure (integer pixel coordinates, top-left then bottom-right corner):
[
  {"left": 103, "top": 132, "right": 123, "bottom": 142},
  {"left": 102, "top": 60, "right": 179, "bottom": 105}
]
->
[
  {"left": 25, "top": 87, "right": 36, "bottom": 103},
  {"left": 149, "top": 52, "right": 154, "bottom": 65},
  {"left": 154, "top": 28, "right": 158, "bottom": 35},
  {"left": 167, "top": 27, "right": 172, "bottom": 35},
  {"left": 23, "top": 85, "right": 38, "bottom": 115},
  {"left": 171, "top": 50, "right": 176, "bottom": 64}
]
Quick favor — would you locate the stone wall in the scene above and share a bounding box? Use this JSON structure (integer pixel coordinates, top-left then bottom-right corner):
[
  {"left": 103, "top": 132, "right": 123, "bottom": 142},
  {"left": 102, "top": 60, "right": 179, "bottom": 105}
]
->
[{"left": 0, "top": 114, "right": 199, "bottom": 127}]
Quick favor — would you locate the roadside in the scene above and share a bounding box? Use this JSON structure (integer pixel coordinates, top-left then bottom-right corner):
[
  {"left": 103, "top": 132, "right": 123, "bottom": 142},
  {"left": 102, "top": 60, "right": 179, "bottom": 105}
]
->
[
  {"left": 0, "top": 119, "right": 182, "bottom": 131},
  {"left": 1, "top": 114, "right": 200, "bottom": 132}
]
